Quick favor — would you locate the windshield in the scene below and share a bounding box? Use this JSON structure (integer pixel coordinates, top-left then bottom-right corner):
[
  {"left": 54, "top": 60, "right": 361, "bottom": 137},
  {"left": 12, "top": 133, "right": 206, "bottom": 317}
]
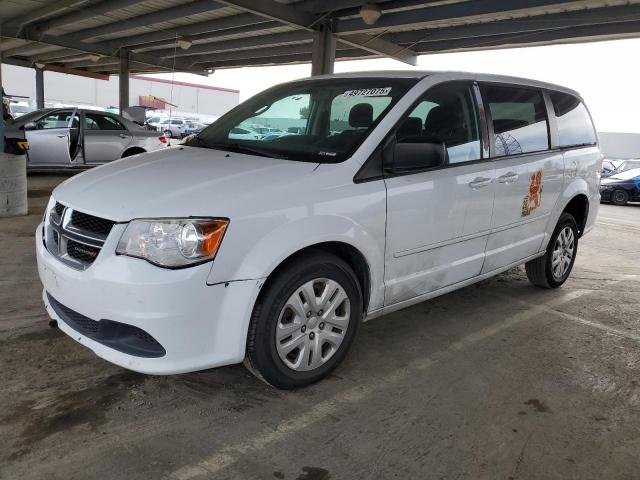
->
[
  {"left": 7, "top": 109, "right": 47, "bottom": 125},
  {"left": 188, "top": 77, "right": 418, "bottom": 162},
  {"left": 618, "top": 160, "right": 640, "bottom": 172}
]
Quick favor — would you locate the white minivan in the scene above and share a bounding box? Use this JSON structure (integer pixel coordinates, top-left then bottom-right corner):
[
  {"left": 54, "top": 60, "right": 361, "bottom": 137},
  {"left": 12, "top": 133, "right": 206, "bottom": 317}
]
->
[{"left": 37, "top": 71, "right": 601, "bottom": 389}]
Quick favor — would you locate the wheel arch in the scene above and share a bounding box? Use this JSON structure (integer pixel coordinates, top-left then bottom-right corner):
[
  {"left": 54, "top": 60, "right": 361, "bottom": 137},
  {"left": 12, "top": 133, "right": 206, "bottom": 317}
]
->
[
  {"left": 256, "top": 241, "right": 372, "bottom": 315},
  {"left": 562, "top": 193, "right": 589, "bottom": 236},
  {"left": 121, "top": 146, "right": 146, "bottom": 158}
]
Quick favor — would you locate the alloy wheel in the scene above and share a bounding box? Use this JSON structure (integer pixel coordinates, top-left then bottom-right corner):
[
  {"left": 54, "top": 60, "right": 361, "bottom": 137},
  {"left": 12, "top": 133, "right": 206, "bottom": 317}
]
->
[
  {"left": 275, "top": 278, "right": 350, "bottom": 372},
  {"left": 551, "top": 226, "right": 575, "bottom": 280}
]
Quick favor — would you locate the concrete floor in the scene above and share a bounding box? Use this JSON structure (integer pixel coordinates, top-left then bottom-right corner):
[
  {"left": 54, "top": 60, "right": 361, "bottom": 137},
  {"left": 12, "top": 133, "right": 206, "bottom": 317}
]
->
[{"left": 1, "top": 174, "right": 639, "bottom": 480}]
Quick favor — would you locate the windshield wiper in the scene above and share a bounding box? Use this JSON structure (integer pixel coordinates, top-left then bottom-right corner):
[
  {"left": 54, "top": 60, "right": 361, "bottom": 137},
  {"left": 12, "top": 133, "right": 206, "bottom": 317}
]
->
[{"left": 202, "top": 141, "right": 289, "bottom": 160}]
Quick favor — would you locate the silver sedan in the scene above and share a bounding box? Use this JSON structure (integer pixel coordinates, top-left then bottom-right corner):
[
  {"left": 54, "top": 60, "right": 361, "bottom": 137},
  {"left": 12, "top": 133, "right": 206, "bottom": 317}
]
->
[{"left": 6, "top": 108, "right": 168, "bottom": 167}]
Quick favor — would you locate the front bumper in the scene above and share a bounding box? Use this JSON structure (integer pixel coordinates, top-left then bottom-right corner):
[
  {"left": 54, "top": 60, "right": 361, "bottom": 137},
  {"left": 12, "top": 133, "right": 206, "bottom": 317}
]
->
[
  {"left": 599, "top": 188, "right": 613, "bottom": 201},
  {"left": 36, "top": 223, "right": 263, "bottom": 374}
]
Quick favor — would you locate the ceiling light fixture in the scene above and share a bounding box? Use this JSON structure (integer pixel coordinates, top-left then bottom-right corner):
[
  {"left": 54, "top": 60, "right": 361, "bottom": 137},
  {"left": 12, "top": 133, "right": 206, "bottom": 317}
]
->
[
  {"left": 177, "top": 37, "right": 193, "bottom": 50},
  {"left": 360, "top": 3, "right": 382, "bottom": 25},
  {"left": 35, "top": 62, "right": 45, "bottom": 69},
  {"left": 89, "top": 54, "right": 101, "bottom": 62}
]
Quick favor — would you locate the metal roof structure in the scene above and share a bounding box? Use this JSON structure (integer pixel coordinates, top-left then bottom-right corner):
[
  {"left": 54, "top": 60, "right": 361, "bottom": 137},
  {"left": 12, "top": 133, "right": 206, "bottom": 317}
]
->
[{"left": 2, "top": 0, "right": 640, "bottom": 76}]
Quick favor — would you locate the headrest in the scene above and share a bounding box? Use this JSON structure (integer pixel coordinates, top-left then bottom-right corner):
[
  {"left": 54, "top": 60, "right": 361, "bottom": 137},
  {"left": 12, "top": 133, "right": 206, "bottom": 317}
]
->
[
  {"left": 397, "top": 116, "right": 422, "bottom": 140},
  {"left": 349, "top": 103, "right": 373, "bottom": 128}
]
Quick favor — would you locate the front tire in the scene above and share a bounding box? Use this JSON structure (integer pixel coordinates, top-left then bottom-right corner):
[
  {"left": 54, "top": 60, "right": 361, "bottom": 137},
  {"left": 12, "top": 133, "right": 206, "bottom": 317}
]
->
[
  {"left": 525, "top": 212, "right": 578, "bottom": 289},
  {"left": 611, "top": 189, "right": 629, "bottom": 206},
  {"left": 245, "top": 251, "right": 362, "bottom": 389}
]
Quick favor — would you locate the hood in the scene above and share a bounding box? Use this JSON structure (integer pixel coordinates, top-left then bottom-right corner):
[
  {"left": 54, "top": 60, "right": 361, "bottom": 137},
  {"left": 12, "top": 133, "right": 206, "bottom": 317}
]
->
[
  {"left": 53, "top": 146, "right": 319, "bottom": 221},
  {"left": 602, "top": 167, "right": 640, "bottom": 183}
]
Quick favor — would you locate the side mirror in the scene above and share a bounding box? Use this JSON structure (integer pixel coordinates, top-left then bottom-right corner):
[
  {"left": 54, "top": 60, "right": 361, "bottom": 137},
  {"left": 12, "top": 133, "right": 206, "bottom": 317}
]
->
[
  {"left": 23, "top": 122, "right": 37, "bottom": 131},
  {"left": 387, "top": 139, "right": 446, "bottom": 173}
]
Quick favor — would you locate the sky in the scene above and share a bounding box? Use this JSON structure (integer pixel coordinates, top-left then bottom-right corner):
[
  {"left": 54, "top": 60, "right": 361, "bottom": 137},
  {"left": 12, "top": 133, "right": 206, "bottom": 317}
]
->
[{"left": 153, "top": 38, "right": 640, "bottom": 134}]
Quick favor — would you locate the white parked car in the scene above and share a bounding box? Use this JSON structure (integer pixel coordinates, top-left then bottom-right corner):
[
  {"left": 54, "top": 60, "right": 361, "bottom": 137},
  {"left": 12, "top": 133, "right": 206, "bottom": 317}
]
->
[
  {"left": 37, "top": 71, "right": 601, "bottom": 389},
  {"left": 228, "top": 126, "right": 262, "bottom": 140},
  {"left": 159, "top": 118, "right": 189, "bottom": 138}
]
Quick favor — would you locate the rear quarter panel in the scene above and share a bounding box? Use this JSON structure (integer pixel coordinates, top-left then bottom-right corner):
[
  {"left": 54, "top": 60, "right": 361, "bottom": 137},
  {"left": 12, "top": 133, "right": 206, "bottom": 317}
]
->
[{"left": 542, "top": 146, "right": 601, "bottom": 247}]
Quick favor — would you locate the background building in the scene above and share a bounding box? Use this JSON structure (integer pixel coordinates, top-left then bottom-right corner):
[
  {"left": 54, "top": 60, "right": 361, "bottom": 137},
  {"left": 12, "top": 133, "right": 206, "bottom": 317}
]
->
[
  {"left": 1, "top": 64, "right": 239, "bottom": 122},
  {"left": 599, "top": 132, "right": 640, "bottom": 159}
]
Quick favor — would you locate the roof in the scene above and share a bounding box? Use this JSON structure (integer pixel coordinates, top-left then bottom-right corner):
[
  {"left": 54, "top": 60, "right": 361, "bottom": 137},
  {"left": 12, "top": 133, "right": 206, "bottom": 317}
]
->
[
  {"left": 288, "top": 70, "right": 580, "bottom": 96},
  {"left": 1, "top": 1, "right": 640, "bottom": 76}
]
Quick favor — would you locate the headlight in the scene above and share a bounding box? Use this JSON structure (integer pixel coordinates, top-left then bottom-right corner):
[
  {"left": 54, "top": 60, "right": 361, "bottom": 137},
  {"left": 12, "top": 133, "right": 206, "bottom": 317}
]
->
[
  {"left": 44, "top": 195, "right": 56, "bottom": 224},
  {"left": 116, "top": 218, "right": 228, "bottom": 268}
]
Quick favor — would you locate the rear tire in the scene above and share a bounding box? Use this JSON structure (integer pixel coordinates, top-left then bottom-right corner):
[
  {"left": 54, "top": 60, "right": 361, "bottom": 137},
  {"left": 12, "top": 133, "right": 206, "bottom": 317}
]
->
[
  {"left": 163, "top": 129, "right": 173, "bottom": 139},
  {"left": 245, "top": 250, "right": 362, "bottom": 389},
  {"left": 611, "top": 189, "right": 629, "bottom": 206},
  {"left": 525, "top": 213, "right": 578, "bottom": 289}
]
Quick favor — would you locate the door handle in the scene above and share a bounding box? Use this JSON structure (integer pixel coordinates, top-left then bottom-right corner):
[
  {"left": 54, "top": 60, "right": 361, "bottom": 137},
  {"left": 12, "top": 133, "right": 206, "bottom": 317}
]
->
[
  {"left": 497, "top": 172, "right": 519, "bottom": 183},
  {"left": 56, "top": 134, "right": 67, "bottom": 138},
  {"left": 119, "top": 133, "right": 128, "bottom": 139},
  {"left": 468, "top": 177, "right": 492, "bottom": 189}
]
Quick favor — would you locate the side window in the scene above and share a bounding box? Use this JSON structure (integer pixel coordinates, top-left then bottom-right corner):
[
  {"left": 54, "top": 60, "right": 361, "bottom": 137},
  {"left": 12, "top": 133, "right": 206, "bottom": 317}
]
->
[
  {"left": 84, "top": 113, "right": 125, "bottom": 131},
  {"left": 36, "top": 110, "right": 74, "bottom": 129},
  {"left": 483, "top": 85, "right": 549, "bottom": 157},
  {"left": 398, "top": 83, "right": 481, "bottom": 164},
  {"left": 549, "top": 92, "right": 596, "bottom": 147},
  {"left": 232, "top": 93, "right": 310, "bottom": 141}
]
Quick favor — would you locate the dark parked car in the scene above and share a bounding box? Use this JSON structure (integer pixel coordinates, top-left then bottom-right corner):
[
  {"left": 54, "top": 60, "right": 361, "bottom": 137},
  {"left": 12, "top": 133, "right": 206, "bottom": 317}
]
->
[{"left": 600, "top": 167, "right": 640, "bottom": 205}]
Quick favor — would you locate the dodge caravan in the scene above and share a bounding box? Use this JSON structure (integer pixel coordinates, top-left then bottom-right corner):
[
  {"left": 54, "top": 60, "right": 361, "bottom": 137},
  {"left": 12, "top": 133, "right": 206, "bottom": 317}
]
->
[{"left": 37, "top": 71, "right": 601, "bottom": 389}]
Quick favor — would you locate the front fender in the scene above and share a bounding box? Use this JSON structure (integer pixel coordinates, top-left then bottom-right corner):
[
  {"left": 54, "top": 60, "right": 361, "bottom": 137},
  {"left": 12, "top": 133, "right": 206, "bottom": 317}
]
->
[{"left": 207, "top": 213, "right": 386, "bottom": 312}]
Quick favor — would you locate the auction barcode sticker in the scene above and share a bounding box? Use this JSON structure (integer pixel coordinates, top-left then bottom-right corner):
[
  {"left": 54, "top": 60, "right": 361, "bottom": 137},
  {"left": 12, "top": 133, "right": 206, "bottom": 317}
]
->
[{"left": 343, "top": 87, "right": 392, "bottom": 97}]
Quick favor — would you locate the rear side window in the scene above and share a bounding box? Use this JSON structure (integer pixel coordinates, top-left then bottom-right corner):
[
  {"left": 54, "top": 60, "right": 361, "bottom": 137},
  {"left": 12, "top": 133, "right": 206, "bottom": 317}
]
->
[
  {"left": 549, "top": 92, "right": 596, "bottom": 147},
  {"left": 84, "top": 113, "right": 125, "bottom": 131},
  {"left": 483, "top": 85, "right": 549, "bottom": 157}
]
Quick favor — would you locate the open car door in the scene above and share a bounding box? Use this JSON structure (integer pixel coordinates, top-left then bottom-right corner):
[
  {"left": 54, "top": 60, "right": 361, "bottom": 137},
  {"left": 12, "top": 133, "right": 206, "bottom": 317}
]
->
[{"left": 25, "top": 109, "right": 80, "bottom": 166}]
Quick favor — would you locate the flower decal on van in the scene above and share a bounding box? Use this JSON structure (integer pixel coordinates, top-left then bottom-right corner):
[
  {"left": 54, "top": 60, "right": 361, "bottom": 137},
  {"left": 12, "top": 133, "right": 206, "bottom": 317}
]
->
[{"left": 522, "top": 169, "right": 543, "bottom": 216}]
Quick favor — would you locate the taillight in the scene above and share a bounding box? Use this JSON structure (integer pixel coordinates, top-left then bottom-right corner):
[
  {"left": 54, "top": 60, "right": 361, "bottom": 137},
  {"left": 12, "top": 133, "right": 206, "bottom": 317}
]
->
[
  {"left": 159, "top": 136, "right": 168, "bottom": 144},
  {"left": 598, "top": 153, "right": 605, "bottom": 173}
]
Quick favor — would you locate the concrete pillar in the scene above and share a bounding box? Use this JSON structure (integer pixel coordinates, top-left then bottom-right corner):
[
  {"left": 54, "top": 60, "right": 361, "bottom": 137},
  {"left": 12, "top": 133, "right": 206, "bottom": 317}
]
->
[
  {"left": 119, "top": 49, "right": 130, "bottom": 115},
  {"left": 0, "top": 25, "right": 5, "bottom": 152},
  {"left": 311, "top": 22, "right": 336, "bottom": 76},
  {"left": 35, "top": 67, "right": 45, "bottom": 109}
]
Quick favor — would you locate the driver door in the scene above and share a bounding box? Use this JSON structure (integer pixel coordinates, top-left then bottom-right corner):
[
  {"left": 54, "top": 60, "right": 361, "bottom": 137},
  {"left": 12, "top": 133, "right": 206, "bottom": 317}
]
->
[
  {"left": 384, "top": 82, "right": 495, "bottom": 306},
  {"left": 25, "top": 109, "right": 78, "bottom": 166}
]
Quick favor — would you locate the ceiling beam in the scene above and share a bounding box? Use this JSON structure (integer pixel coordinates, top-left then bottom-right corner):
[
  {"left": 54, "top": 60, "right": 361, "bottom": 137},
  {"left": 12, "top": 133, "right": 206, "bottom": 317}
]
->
[
  {"left": 29, "top": 48, "right": 86, "bottom": 62},
  {"left": 58, "top": 0, "right": 227, "bottom": 41},
  {"left": 338, "top": 33, "right": 417, "bottom": 64},
  {"left": 412, "top": 19, "right": 640, "bottom": 54},
  {"left": 386, "top": 4, "right": 640, "bottom": 45},
  {"left": 1, "top": 27, "right": 204, "bottom": 73},
  {"left": 100, "top": 13, "right": 271, "bottom": 49},
  {"left": 148, "top": 30, "right": 313, "bottom": 58},
  {"left": 17, "top": 0, "right": 143, "bottom": 35},
  {"left": 41, "top": 63, "right": 110, "bottom": 80},
  {"left": 216, "top": 0, "right": 418, "bottom": 65},
  {"left": 129, "top": 20, "right": 282, "bottom": 52},
  {"left": 185, "top": 42, "right": 330, "bottom": 65},
  {"left": 335, "top": 0, "right": 584, "bottom": 33},
  {"left": 199, "top": 48, "right": 375, "bottom": 69},
  {"left": 0, "top": 0, "right": 88, "bottom": 30}
]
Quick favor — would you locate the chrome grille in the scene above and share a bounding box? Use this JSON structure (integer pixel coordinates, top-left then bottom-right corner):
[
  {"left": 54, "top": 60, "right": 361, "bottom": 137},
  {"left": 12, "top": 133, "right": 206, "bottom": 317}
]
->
[{"left": 44, "top": 202, "right": 115, "bottom": 270}]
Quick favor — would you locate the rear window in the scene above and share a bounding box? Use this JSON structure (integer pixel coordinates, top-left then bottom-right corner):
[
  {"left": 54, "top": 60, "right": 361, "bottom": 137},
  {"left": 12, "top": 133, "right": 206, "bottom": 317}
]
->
[
  {"left": 549, "top": 92, "right": 596, "bottom": 148},
  {"left": 483, "top": 85, "right": 549, "bottom": 157}
]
